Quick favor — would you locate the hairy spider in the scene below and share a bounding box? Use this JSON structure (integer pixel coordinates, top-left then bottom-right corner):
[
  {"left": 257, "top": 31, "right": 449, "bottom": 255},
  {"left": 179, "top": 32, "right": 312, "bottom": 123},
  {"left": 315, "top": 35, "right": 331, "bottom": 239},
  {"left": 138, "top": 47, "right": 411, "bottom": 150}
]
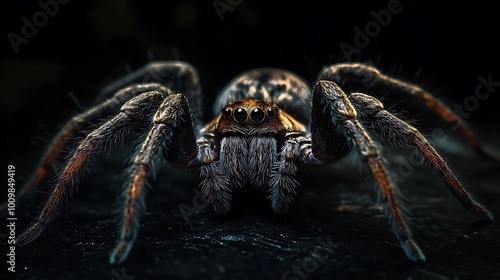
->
[{"left": 8, "top": 61, "right": 495, "bottom": 264}]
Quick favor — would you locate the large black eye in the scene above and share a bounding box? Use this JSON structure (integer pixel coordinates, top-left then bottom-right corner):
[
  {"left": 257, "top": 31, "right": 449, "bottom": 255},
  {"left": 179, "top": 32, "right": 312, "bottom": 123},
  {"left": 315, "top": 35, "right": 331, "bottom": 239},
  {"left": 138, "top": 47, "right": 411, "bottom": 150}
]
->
[
  {"left": 250, "top": 108, "right": 265, "bottom": 123},
  {"left": 233, "top": 108, "right": 247, "bottom": 123},
  {"left": 266, "top": 107, "right": 276, "bottom": 118},
  {"left": 222, "top": 108, "right": 231, "bottom": 118}
]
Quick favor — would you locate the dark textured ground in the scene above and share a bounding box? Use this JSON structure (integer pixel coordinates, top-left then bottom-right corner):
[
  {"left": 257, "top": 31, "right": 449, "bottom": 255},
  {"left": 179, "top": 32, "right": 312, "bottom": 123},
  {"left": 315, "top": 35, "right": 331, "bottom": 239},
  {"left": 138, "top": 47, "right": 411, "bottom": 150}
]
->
[{"left": 2, "top": 1, "right": 500, "bottom": 279}]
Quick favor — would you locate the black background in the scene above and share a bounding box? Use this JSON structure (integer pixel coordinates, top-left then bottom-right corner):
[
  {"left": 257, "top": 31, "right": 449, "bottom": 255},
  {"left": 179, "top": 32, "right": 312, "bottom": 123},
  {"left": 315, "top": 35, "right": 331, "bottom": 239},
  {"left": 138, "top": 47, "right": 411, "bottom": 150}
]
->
[{"left": 1, "top": 1, "right": 500, "bottom": 279}]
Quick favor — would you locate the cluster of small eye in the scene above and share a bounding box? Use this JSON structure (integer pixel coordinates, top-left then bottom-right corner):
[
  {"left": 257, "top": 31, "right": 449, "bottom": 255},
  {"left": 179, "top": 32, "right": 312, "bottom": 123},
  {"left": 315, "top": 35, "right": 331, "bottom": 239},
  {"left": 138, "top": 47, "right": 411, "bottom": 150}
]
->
[{"left": 222, "top": 107, "right": 276, "bottom": 123}]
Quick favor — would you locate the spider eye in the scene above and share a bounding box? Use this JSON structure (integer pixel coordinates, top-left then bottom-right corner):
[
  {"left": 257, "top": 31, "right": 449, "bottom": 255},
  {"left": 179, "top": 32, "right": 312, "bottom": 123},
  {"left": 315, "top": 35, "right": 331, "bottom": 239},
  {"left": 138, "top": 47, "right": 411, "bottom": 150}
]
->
[
  {"left": 266, "top": 107, "right": 276, "bottom": 118},
  {"left": 233, "top": 108, "right": 248, "bottom": 123},
  {"left": 222, "top": 108, "right": 232, "bottom": 118},
  {"left": 250, "top": 108, "right": 265, "bottom": 123}
]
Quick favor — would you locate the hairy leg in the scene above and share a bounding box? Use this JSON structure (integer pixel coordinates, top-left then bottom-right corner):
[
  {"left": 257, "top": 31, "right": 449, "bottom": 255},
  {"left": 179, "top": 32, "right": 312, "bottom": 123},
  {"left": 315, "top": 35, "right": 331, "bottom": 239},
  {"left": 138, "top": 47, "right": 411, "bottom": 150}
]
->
[
  {"left": 109, "top": 93, "right": 198, "bottom": 264},
  {"left": 311, "top": 80, "right": 426, "bottom": 262},
  {"left": 99, "top": 61, "right": 202, "bottom": 128},
  {"left": 16, "top": 91, "right": 164, "bottom": 246},
  {"left": 196, "top": 138, "right": 231, "bottom": 215},
  {"left": 350, "top": 92, "right": 493, "bottom": 221},
  {"left": 0, "top": 83, "right": 167, "bottom": 215},
  {"left": 269, "top": 134, "right": 314, "bottom": 213},
  {"left": 6, "top": 62, "right": 202, "bottom": 216},
  {"left": 321, "top": 63, "right": 498, "bottom": 161}
]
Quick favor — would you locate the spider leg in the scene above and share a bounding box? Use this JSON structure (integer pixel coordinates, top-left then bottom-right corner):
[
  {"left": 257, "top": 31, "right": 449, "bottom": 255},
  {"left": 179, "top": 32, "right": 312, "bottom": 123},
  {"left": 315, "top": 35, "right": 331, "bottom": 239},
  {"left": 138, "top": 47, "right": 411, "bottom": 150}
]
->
[
  {"left": 5, "top": 62, "right": 201, "bottom": 215},
  {"left": 321, "top": 63, "right": 499, "bottom": 161},
  {"left": 16, "top": 91, "right": 165, "bottom": 246},
  {"left": 268, "top": 134, "right": 316, "bottom": 213},
  {"left": 109, "top": 93, "right": 198, "bottom": 264},
  {"left": 0, "top": 83, "right": 167, "bottom": 215},
  {"left": 269, "top": 137, "right": 300, "bottom": 213},
  {"left": 196, "top": 139, "right": 231, "bottom": 215},
  {"left": 99, "top": 61, "right": 202, "bottom": 127},
  {"left": 311, "top": 80, "right": 426, "bottom": 262},
  {"left": 350, "top": 92, "right": 493, "bottom": 221}
]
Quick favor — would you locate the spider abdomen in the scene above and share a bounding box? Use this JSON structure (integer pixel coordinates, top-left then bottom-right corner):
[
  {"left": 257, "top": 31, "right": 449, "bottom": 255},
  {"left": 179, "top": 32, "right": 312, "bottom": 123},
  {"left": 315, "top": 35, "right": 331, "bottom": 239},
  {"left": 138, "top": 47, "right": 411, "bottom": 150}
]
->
[{"left": 214, "top": 68, "right": 311, "bottom": 124}]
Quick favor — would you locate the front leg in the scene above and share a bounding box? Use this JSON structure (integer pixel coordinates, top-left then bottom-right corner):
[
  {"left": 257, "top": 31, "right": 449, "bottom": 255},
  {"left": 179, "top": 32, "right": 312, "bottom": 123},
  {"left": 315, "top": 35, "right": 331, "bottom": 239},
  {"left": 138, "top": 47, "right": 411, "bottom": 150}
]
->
[
  {"left": 0, "top": 83, "right": 168, "bottom": 215},
  {"left": 16, "top": 91, "right": 165, "bottom": 246},
  {"left": 110, "top": 93, "right": 198, "bottom": 264},
  {"left": 350, "top": 92, "right": 493, "bottom": 221},
  {"left": 269, "top": 133, "right": 319, "bottom": 213},
  {"left": 321, "top": 63, "right": 499, "bottom": 161},
  {"left": 310, "top": 80, "right": 426, "bottom": 262},
  {"left": 99, "top": 61, "right": 202, "bottom": 127},
  {"left": 196, "top": 138, "right": 231, "bottom": 215}
]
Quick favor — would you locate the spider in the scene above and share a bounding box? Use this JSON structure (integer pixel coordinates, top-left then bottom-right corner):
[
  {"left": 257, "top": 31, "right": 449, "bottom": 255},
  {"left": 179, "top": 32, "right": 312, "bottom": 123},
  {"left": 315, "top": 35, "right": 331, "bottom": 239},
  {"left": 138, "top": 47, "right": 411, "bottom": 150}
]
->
[{"left": 9, "top": 61, "right": 495, "bottom": 265}]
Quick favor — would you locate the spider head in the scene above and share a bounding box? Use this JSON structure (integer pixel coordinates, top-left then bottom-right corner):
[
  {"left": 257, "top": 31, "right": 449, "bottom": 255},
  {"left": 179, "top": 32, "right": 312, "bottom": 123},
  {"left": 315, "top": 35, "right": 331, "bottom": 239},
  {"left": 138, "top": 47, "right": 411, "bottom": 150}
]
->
[{"left": 216, "top": 99, "right": 281, "bottom": 136}]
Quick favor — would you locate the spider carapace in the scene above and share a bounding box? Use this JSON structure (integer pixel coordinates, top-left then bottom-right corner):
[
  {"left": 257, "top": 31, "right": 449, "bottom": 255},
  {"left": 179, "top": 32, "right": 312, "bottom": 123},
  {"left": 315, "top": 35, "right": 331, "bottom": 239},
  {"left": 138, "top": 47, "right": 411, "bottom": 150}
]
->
[{"left": 8, "top": 61, "right": 494, "bottom": 265}]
